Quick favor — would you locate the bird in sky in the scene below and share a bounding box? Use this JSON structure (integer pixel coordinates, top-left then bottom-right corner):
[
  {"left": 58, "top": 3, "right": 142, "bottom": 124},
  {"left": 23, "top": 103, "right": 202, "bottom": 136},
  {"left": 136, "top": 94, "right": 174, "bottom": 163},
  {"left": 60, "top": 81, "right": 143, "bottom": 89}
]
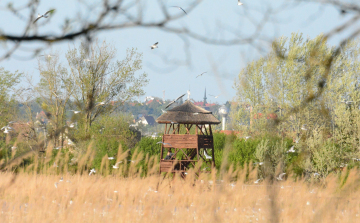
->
[
  {"left": 238, "top": 0, "right": 243, "bottom": 6},
  {"left": 196, "top": 72, "right": 207, "bottom": 78},
  {"left": 171, "top": 6, "right": 187, "bottom": 15},
  {"left": 89, "top": 168, "right": 96, "bottom": 176},
  {"left": 165, "top": 93, "right": 186, "bottom": 109},
  {"left": 151, "top": 42, "right": 158, "bottom": 50},
  {"left": 209, "top": 94, "right": 221, "bottom": 98},
  {"left": 70, "top": 110, "right": 81, "bottom": 114},
  {"left": 287, "top": 146, "right": 295, "bottom": 153},
  {"left": 39, "top": 54, "right": 55, "bottom": 58},
  {"left": 204, "top": 150, "right": 212, "bottom": 159},
  {"left": 277, "top": 173, "right": 286, "bottom": 181},
  {"left": 34, "top": 9, "right": 55, "bottom": 23}
]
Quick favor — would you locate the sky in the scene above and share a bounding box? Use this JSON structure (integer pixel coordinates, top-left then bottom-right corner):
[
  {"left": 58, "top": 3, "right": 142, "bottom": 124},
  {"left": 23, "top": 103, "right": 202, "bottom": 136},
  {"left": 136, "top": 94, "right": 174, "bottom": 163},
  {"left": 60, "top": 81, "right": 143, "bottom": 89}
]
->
[{"left": 0, "top": 0, "right": 354, "bottom": 104}]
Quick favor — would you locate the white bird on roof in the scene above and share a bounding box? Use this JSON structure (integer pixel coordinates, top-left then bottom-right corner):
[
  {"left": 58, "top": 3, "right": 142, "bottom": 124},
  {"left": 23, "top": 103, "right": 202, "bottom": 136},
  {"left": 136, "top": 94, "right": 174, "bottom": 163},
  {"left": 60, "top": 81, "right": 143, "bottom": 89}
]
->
[
  {"left": 151, "top": 42, "right": 158, "bottom": 50},
  {"left": 34, "top": 9, "right": 55, "bottom": 23}
]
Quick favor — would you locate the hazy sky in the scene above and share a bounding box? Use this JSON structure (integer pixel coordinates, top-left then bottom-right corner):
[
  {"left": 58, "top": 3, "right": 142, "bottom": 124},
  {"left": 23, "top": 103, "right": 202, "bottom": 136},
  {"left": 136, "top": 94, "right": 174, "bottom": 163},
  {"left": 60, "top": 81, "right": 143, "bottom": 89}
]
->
[{"left": 0, "top": 0, "right": 353, "bottom": 104}]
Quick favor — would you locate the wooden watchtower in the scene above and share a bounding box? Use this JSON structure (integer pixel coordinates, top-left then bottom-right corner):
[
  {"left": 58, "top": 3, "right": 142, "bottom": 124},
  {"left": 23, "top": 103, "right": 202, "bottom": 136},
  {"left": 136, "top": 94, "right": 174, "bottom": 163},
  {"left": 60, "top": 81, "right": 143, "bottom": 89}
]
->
[{"left": 156, "top": 101, "right": 221, "bottom": 176}]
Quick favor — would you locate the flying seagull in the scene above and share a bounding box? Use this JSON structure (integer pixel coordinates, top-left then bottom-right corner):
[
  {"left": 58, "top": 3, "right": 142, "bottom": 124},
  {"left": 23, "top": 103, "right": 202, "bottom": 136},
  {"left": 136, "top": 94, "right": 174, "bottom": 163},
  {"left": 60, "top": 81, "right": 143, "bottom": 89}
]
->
[
  {"left": 171, "top": 6, "right": 187, "bottom": 15},
  {"left": 196, "top": 72, "right": 207, "bottom": 78},
  {"left": 113, "top": 162, "right": 122, "bottom": 169},
  {"left": 277, "top": 173, "right": 286, "bottom": 181},
  {"left": 157, "top": 142, "right": 172, "bottom": 146},
  {"left": 287, "top": 146, "right": 295, "bottom": 153},
  {"left": 165, "top": 93, "right": 186, "bottom": 109},
  {"left": 34, "top": 10, "right": 55, "bottom": 23},
  {"left": 204, "top": 150, "right": 212, "bottom": 159},
  {"left": 70, "top": 110, "right": 81, "bottom": 114},
  {"left": 151, "top": 42, "right": 158, "bottom": 50},
  {"left": 301, "top": 124, "right": 307, "bottom": 131},
  {"left": 209, "top": 94, "right": 221, "bottom": 99},
  {"left": 89, "top": 168, "right": 96, "bottom": 176},
  {"left": 238, "top": 0, "right": 243, "bottom": 6}
]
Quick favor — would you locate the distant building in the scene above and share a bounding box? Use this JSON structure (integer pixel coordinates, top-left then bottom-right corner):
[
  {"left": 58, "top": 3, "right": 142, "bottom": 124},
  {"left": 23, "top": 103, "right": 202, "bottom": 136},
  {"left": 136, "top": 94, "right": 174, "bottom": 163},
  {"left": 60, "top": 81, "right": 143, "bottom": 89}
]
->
[{"left": 139, "top": 115, "right": 156, "bottom": 126}]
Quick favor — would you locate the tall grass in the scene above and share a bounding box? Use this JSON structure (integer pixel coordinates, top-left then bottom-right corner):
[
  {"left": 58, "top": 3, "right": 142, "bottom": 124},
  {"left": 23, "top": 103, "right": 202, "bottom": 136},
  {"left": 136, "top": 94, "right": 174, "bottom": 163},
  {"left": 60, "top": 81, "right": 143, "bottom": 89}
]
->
[{"left": 1, "top": 166, "right": 360, "bottom": 222}]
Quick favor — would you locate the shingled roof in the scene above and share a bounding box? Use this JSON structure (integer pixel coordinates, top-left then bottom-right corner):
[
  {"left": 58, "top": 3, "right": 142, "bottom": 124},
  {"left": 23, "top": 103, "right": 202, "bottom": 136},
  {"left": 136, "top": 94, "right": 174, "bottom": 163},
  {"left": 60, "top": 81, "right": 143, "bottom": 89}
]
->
[{"left": 156, "top": 100, "right": 221, "bottom": 124}]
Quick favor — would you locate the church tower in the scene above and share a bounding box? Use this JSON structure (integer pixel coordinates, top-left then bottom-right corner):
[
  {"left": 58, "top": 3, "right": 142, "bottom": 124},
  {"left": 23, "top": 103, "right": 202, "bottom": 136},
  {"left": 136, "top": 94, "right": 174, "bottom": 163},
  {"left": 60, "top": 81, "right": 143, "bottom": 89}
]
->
[{"left": 203, "top": 88, "right": 207, "bottom": 106}]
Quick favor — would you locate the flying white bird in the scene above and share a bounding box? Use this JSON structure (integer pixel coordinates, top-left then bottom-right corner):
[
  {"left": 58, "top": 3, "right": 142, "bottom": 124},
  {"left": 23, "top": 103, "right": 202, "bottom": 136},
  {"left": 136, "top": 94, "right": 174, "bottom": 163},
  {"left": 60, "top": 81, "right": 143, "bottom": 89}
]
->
[
  {"left": 151, "top": 42, "right": 158, "bottom": 50},
  {"left": 39, "top": 54, "right": 55, "bottom": 58},
  {"left": 98, "top": 101, "right": 106, "bottom": 105},
  {"left": 170, "top": 6, "right": 187, "bottom": 15},
  {"left": 59, "top": 177, "right": 63, "bottom": 182},
  {"left": 89, "top": 168, "right": 96, "bottom": 176},
  {"left": 156, "top": 142, "right": 172, "bottom": 146},
  {"left": 204, "top": 150, "right": 212, "bottom": 159},
  {"left": 313, "top": 173, "right": 320, "bottom": 177},
  {"left": 161, "top": 109, "right": 167, "bottom": 113},
  {"left": 165, "top": 93, "right": 186, "bottom": 109},
  {"left": 245, "top": 136, "right": 251, "bottom": 141},
  {"left": 1, "top": 126, "right": 14, "bottom": 134},
  {"left": 113, "top": 162, "right": 122, "bottom": 169},
  {"left": 277, "top": 173, "right": 286, "bottom": 181},
  {"left": 196, "top": 72, "right": 207, "bottom": 78},
  {"left": 238, "top": 0, "right": 243, "bottom": 6},
  {"left": 287, "top": 146, "right": 295, "bottom": 153},
  {"left": 84, "top": 59, "right": 92, "bottom": 62},
  {"left": 193, "top": 112, "right": 199, "bottom": 115},
  {"left": 209, "top": 94, "right": 221, "bottom": 98},
  {"left": 69, "top": 123, "right": 75, "bottom": 128},
  {"left": 253, "top": 162, "right": 263, "bottom": 166},
  {"left": 254, "top": 179, "right": 261, "bottom": 184},
  {"left": 33, "top": 10, "right": 55, "bottom": 23},
  {"left": 108, "top": 157, "right": 115, "bottom": 160},
  {"left": 54, "top": 182, "right": 58, "bottom": 188},
  {"left": 70, "top": 110, "right": 81, "bottom": 114},
  {"left": 301, "top": 124, "right": 308, "bottom": 131}
]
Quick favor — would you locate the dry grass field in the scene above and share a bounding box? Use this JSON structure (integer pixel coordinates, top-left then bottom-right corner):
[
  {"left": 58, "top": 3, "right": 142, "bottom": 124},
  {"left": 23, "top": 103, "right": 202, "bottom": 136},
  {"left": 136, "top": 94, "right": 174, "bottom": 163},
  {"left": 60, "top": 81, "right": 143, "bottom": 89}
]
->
[{"left": 1, "top": 168, "right": 360, "bottom": 223}]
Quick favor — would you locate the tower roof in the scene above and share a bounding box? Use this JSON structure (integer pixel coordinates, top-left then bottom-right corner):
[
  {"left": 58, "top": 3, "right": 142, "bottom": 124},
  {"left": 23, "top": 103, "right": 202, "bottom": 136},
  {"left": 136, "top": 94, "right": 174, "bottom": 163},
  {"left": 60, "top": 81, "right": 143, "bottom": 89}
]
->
[{"left": 156, "top": 100, "right": 220, "bottom": 124}]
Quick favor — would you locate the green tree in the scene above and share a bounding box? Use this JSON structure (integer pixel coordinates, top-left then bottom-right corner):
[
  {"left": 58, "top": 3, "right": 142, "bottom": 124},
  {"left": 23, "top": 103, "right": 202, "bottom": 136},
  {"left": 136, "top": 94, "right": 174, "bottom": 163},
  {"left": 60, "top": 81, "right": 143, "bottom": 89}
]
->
[{"left": 65, "top": 41, "right": 148, "bottom": 136}]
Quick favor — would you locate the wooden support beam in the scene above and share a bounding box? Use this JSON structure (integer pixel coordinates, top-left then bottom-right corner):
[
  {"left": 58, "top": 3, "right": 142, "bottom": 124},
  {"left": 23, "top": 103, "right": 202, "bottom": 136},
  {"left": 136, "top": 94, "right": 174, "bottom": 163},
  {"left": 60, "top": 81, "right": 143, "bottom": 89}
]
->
[{"left": 209, "top": 124, "right": 212, "bottom": 135}]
